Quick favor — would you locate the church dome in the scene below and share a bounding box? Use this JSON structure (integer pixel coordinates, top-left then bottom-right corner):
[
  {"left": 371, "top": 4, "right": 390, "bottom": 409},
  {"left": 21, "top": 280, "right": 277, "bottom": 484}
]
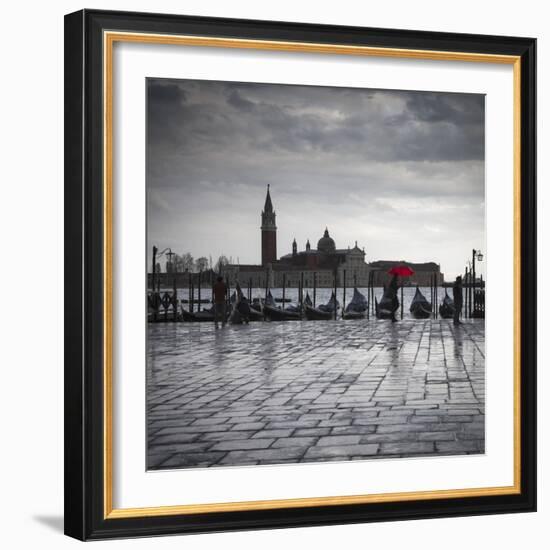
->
[{"left": 317, "top": 228, "right": 336, "bottom": 253}]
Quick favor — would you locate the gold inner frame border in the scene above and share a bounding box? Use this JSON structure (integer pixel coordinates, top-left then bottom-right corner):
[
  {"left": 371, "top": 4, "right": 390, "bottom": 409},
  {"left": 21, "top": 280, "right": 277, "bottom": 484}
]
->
[{"left": 102, "top": 30, "right": 522, "bottom": 519}]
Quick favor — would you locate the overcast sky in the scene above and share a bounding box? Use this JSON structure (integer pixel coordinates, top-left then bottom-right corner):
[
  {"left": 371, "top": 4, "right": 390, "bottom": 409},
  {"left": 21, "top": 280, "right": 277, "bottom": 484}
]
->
[{"left": 147, "top": 78, "right": 485, "bottom": 279}]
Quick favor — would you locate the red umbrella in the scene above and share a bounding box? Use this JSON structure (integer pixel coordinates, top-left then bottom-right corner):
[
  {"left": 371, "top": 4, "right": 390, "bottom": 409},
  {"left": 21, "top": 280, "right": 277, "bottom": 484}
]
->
[{"left": 388, "top": 265, "right": 415, "bottom": 277}]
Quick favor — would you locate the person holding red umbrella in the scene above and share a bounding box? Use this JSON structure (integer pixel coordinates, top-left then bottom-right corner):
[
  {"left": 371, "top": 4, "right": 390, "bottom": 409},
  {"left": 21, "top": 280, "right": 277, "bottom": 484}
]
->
[
  {"left": 387, "top": 265, "right": 415, "bottom": 322},
  {"left": 387, "top": 273, "right": 399, "bottom": 323}
]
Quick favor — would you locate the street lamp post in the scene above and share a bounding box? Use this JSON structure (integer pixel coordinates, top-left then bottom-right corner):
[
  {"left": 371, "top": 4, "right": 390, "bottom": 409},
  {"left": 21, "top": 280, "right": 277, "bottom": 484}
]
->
[
  {"left": 471, "top": 249, "right": 483, "bottom": 318},
  {"left": 154, "top": 247, "right": 174, "bottom": 293}
]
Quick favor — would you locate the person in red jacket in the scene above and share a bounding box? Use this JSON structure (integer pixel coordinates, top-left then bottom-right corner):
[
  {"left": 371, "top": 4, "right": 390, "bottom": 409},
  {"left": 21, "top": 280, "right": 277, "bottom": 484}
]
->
[{"left": 212, "top": 276, "right": 227, "bottom": 328}]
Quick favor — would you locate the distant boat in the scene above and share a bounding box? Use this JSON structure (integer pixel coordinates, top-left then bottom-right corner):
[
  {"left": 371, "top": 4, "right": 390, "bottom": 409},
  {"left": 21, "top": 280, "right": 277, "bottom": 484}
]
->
[
  {"left": 304, "top": 291, "right": 339, "bottom": 320},
  {"left": 439, "top": 290, "right": 455, "bottom": 319},
  {"left": 375, "top": 286, "right": 399, "bottom": 319},
  {"left": 342, "top": 287, "right": 368, "bottom": 320},
  {"left": 410, "top": 287, "right": 432, "bottom": 319}
]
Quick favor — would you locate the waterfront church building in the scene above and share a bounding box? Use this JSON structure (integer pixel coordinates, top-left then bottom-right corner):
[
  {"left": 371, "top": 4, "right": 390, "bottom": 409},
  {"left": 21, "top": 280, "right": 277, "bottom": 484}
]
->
[{"left": 224, "top": 186, "right": 443, "bottom": 289}]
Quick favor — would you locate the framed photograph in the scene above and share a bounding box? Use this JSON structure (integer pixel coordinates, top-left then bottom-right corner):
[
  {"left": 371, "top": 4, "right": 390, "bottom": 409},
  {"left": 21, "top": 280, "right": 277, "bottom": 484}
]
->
[{"left": 64, "top": 9, "right": 536, "bottom": 540}]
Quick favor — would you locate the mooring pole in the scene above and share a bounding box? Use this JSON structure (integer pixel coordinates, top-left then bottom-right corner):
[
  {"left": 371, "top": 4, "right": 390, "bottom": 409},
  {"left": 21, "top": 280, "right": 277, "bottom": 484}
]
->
[
  {"left": 282, "top": 273, "right": 286, "bottom": 309},
  {"left": 366, "top": 272, "right": 370, "bottom": 320},
  {"left": 370, "top": 271, "right": 375, "bottom": 317},
  {"left": 188, "top": 272, "right": 192, "bottom": 312},
  {"left": 376, "top": 272, "right": 380, "bottom": 316},
  {"left": 198, "top": 270, "right": 202, "bottom": 312},
  {"left": 430, "top": 273, "right": 434, "bottom": 317},
  {"left": 343, "top": 269, "right": 347, "bottom": 317},
  {"left": 432, "top": 273, "right": 436, "bottom": 319},
  {"left": 466, "top": 269, "right": 469, "bottom": 318},
  {"left": 313, "top": 272, "right": 317, "bottom": 308},
  {"left": 465, "top": 268, "right": 469, "bottom": 319},
  {"left": 334, "top": 269, "right": 338, "bottom": 320},
  {"left": 434, "top": 274, "right": 437, "bottom": 317},
  {"left": 173, "top": 277, "right": 177, "bottom": 321},
  {"left": 367, "top": 272, "right": 371, "bottom": 317},
  {"left": 400, "top": 283, "right": 404, "bottom": 320},
  {"left": 435, "top": 273, "right": 438, "bottom": 318},
  {"left": 152, "top": 246, "right": 157, "bottom": 293}
]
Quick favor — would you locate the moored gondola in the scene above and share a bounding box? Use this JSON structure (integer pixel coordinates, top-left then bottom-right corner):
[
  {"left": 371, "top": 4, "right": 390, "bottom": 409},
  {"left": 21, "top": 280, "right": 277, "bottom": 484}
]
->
[
  {"left": 261, "top": 288, "right": 302, "bottom": 320},
  {"left": 439, "top": 290, "right": 455, "bottom": 319},
  {"left": 262, "top": 303, "right": 302, "bottom": 321},
  {"left": 342, "top": 287, "right": 368, "bottom": 320},
  {"left": 304, "top": 291, "right": 339, "bottom": 320},
  {"left": 230, "top": 283, "right": 264, "bottom": 323},
  {"left": 181, "top": 304, "right": 220, "bottom": 322},
  {"left": 410, "top": 287, "right": 432, "bottom": 319}
]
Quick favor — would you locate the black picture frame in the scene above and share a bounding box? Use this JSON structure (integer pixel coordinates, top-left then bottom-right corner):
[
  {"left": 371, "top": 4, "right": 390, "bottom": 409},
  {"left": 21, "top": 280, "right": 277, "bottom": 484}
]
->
[{"left": 64, "top": 9, "right": 536, "bottom": 541}]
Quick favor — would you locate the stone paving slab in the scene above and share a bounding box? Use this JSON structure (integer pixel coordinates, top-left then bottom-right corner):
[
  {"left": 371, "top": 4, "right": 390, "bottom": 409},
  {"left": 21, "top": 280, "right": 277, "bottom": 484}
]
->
[{"left": 147, "top": 319, "right": 485, "bottom": 469}]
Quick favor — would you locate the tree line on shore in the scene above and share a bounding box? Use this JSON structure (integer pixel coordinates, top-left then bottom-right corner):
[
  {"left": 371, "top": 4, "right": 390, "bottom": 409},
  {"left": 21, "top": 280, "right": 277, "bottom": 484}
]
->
[{"left": 158, "top": 252, "right": 232, "bottom": 274}]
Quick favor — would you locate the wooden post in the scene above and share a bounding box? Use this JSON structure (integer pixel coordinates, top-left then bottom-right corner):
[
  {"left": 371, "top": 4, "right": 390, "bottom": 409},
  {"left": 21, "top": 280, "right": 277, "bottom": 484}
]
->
[
  {"left": 313, "top": 272, "right": 317, "bottom": 308},
  {"left": 198, "top": 271, "right": 202, "bottom": 312},
  {"left": 376, "top": 272, "right": 380, "bottom": 316},
  {"left": 173, "top": 277, "right": 177, "bottom": 321},
  {"left": 430, "top": 273, "right": 434, "bottom": 317},
  {"left": 151, "top": 246, "right": 157, "bottom": 293},
  {"left": 464, "top": 269, "right": 468, "bottom": 319},
  {"left": 400, "top": 283, "right": 404, "bottom": 320},
  {"left": 265, "top": 270, "right": 269, "bottom": 302},
  {"left": 342, "top": 269, "right": 347, "bottom": 317},
  {"left": 370, "top": 271, "right": 374, "bottom": 317},
  {"left": 434, "top": 274, "right": 437, "bottom": 318},
  {"left": 282, "top": 273, "right": 286, "bottom": 310},
  {"left": 465, "top": 269, "right": 468, "bottom": 319},
  {"left": 366, "top": 271, "right": 370, "bottom": 320},
  {"left": 301, "top": 272, "right": 304, "bottom": 306},
  {"left": 468, "top": 268, "right": 472, "bottom": 319},
  {"left": 435, "top": 273, "right": 438, "bottom": 318},
  {"left": 469, "top": 267, "right": 473, "bottom": 319},
  {"left": 334, "top": 269, "right": 338, "bottom": 320},
  {"left": 367, "top": 272, "right": 371, "bottom": 317},
  {"left": 432, "top": 274, "right": 435, "bottom": 318},
  {"left": 188, "top": 272, "right": 192, "bottom": 313}
]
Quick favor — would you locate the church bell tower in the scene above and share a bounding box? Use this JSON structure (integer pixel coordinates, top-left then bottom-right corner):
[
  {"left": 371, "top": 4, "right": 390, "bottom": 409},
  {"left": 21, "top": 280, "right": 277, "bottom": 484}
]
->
[{"left": 261, "top": 185, "right": 277, "bottom": 265}]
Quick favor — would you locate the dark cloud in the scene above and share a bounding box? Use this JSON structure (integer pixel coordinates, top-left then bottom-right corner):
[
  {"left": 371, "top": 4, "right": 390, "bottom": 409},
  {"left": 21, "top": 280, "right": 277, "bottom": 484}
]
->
[
  {"left": 148, "top": 81, "right": 188, "bottom": 104},
  {"left": 226, "top": 89, "right": 255, "bottom": 112},
  {"left": 146, "top": 78, "right": 485, "bottom": 277}
]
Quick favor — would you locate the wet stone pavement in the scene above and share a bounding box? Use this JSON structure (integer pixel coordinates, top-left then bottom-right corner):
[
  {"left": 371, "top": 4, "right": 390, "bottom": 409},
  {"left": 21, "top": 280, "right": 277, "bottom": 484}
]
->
[{"left": 147, "top": 319, "right": 485, "bottom": 470}]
